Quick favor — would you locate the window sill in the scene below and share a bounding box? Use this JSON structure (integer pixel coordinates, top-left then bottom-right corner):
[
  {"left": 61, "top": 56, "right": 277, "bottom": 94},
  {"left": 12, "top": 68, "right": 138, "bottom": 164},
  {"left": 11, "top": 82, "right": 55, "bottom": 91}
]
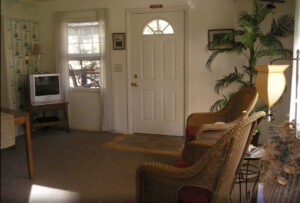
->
[{"left": 71, "top": 87, "right": 100, "bottom": 93}]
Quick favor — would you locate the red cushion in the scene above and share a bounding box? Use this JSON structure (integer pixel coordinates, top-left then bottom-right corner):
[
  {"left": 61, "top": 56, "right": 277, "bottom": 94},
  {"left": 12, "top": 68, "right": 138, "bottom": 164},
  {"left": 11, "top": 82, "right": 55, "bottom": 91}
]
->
[
  {"left": 179, "top": 186, "right": 213, "bottom": 203},
  {"left": 187, "top": 126, "right": 198, "bottom": 141},
  {"left": 174, "top": 160, "right": 192, "bottom": 168}
]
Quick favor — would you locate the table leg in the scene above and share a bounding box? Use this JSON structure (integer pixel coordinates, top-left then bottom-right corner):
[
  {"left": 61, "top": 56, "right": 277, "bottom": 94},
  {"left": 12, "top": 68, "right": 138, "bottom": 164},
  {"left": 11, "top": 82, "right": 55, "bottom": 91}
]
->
[
  {"left": 246, "top": 160, "right": 250, "bottom": 200},
  {"left": 239, "top": 173, "right": 242, "bottom": 203},
  {"left": 64, "top": 103, "right": 70, "bottom": 133},
  {"left": 253, "top": 161, "right": 263, "bottom": 193},
  {"left": 25, "top": 114, "right": 34, "bottom": 179}
]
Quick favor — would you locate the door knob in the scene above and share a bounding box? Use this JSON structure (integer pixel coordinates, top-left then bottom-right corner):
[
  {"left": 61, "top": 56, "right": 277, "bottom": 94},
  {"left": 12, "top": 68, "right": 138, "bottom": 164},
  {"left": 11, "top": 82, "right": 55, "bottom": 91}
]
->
[
  {"left": 134, "top": 74, "right": 138, "bottom": 78},
  {"left": 131, "top": 82, "right": 138, "bottom": 87}
]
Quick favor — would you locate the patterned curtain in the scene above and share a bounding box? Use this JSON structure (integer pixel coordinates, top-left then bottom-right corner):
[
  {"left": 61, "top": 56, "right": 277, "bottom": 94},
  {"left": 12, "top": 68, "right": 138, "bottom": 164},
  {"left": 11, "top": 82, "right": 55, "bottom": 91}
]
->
[{"left": 6, "top": 18, "right": 40, "bottom": 109}]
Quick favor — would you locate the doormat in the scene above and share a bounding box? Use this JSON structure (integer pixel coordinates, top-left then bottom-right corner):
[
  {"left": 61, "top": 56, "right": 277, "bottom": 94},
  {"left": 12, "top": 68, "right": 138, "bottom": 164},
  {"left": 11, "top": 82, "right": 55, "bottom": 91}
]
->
[{"left": 101, "top": 134, "right": 185, "bottom": 156}]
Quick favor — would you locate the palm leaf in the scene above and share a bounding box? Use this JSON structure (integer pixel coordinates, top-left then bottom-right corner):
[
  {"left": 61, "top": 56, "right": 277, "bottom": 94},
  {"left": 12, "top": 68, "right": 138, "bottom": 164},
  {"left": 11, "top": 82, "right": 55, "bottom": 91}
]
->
[
  {"left": 241, "top": 65, "right": 256, "bottom": 82},
  {"left": 215, "top": 68, "right": 246, "bottom": 94},
  {"left": 251, "top": 101, "right": 269, "bottom": 115},
  {"left": 209, "top": 95, "right": 229, "bottom": 112},
  {"left": 208, "top": 32, "right": 234, "bottom": 49},
  {"left": 250, "top": 0, "right": 273, "bottom": 24},
  {"left": 257, "top": 34, "right": 292, "bottom": 58},
  {"left": 206, "top": 43, "right": 245, "bottom": 69},
  {"left": 256, "top": 48, "right": 292, "bottom": 59},
  {"left": 270, "top": 14, "right": 294, "bottom": 38}
]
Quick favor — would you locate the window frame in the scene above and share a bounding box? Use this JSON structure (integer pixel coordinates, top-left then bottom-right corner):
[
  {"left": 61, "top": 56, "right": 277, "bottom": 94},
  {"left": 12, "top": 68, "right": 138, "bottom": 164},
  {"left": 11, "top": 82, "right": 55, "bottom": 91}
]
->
[
  {"left": 67, "top": 21, "right": 101, "bottom": 89},
  {"left": 142, "top": 18, "right": 174, "bottom": 35}
]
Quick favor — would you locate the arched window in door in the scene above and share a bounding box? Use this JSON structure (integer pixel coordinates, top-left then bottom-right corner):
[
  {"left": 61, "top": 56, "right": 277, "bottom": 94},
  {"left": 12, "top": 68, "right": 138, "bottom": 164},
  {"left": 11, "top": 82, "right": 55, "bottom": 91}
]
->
[{"left": 143, "top": 19, "right": 174, "bottom": 35}]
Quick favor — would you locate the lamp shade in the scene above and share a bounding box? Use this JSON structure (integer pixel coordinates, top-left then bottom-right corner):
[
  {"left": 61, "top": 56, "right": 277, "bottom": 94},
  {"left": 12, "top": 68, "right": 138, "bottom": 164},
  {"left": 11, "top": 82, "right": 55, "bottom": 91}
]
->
[
  {"left": 32, "top": 43, "right": 42, "bottom": 55},
  {"left": 255, "top": 65, "right": 289, "bottom": 107}
]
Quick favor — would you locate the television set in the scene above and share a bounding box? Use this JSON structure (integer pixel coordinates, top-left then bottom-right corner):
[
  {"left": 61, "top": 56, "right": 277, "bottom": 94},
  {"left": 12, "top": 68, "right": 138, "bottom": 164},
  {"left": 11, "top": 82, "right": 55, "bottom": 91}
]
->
[{"left": 29, "top": 73, "right": 64, "bottom": 106}]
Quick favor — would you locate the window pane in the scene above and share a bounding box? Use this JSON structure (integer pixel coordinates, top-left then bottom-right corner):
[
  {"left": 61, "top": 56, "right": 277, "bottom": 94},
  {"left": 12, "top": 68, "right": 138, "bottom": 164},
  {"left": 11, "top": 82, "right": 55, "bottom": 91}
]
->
[
  {"left": 148, "top": 20, "right": 158, "bottom": 31},
  {"left": 68, "top": 44, "right": 79, "bottom": 54},
  {"left": 68, "top": 60, "right": 81, "bottom": 88},
  {"left": 93, "top": 27, "right": 99, "bottom": 43},
  {"left": 79, "top": 43, "right": 92, "bottom": 54},
  {"left": 93, "top": 34, "right": 99, "bottom": 43},
  {"left": 68, "top": 60, "right": 100, "bottom": 88},
  {"left": 82, "top": 60, "right": 100, "bottom": 69},
  {"left": 158, "top": 20, "right": 169, "bottom": 31},
  {"left": 143, "top": 26, "right": 154, "bottom": 35},
  {"left": 69, "top": 60, "right": 81, "bottom": 69},
  {"left": 142, "top": 19, "right": 174, "bottom": 35},
  {"left": 79, "top": 28, "right": 92, "bottom": 43},
  {"left": 92, "top": 44, "right": 99, "bottom": 53},
  {"left": 163, "top": 25, "right": 174, "bottom": 34},
  {"left": 68, "top": 36, "right": 78, "bottom": 44},
  {"left": 93, "top": 27, "right": 99, "bottom": 34},
  {"left": 68, "top": 28, "right": 78, "bottom": 43}
]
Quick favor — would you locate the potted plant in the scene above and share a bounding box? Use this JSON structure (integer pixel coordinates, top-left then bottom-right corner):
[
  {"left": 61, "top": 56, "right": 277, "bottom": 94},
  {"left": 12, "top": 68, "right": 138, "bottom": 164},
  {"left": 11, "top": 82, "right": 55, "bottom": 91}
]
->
[
  {"left": 206, "top": 0, "right": 294, "bottom": 113},
  {"left": 89, "top": 61, "right": 97, "bottom": 71}
]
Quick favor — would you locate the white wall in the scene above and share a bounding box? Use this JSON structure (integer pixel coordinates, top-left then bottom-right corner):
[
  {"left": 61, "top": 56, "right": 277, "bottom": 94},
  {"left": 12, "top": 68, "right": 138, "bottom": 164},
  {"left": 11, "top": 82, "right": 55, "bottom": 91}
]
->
[
  {"left": 36, "top": 0, "right": 295, "bottom": 137},
  {"left": 68, "top": 89, "right": 102, "bottom": 131}
]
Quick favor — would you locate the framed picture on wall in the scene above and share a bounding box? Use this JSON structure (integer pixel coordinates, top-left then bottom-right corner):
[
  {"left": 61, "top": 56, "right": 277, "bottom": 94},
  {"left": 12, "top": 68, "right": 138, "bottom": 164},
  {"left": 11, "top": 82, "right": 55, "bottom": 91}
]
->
[
  {"left": 208, "top": 29, "right": 234, "bottom": 50},
  {"left": 112, "top": 33, "right": 125, "bottom": 50}
]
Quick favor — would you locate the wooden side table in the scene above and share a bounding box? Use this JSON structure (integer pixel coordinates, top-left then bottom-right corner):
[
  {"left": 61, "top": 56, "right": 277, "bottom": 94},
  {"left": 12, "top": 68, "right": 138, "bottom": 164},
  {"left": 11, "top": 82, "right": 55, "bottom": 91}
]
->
[
  {"left": 1, "top": 108, "right": 34, "bottom": 179},
  {"left": 28, "top": 102, "right": 70, "bottom": 133}
]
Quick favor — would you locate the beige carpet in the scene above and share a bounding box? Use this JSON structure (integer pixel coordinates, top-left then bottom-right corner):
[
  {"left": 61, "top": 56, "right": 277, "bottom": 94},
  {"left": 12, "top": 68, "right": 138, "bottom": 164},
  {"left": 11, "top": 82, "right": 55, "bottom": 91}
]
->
[{"left": 101, "top": 133, "right": 185, "bottom": 156}]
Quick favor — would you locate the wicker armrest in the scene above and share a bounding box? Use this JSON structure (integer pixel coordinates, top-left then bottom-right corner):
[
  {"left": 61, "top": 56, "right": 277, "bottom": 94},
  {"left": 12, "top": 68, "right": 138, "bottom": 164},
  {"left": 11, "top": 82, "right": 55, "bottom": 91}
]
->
[
  {"left": 187, "top": 112, "right": 226, "bottom": 127},
  {"left": 193, "top": 115, "right": 244, "bottom": 144}
]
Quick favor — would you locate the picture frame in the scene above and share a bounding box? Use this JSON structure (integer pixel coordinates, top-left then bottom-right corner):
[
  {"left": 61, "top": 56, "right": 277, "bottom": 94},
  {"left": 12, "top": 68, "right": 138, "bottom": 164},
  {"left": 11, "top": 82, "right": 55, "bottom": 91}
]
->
[
  {"left": 112, "top": 33, "right": 125, "bottom": 50},
  {"left": 208, "top": 29, "right": 234, "bottom": 50}
]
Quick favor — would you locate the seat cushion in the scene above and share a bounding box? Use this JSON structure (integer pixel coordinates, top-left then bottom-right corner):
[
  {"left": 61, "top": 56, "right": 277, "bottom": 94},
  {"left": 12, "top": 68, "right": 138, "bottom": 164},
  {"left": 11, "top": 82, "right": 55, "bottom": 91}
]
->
[
  {"left": 178, "top": 186, "right": 213, "bottom": 203},
  {"left": 187, "top": 126, "right": 198, "bottom": 141},
  {"left": 174, "top": 160, "right": 192, "bottom": 168}
]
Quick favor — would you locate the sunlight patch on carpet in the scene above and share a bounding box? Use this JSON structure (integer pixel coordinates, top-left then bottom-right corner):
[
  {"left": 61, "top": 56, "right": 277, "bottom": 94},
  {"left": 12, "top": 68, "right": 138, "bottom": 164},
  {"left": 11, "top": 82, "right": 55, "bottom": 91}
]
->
[
  {"left": 29, "top": 184, "right": 79, "bottom": 203},
  {"left": 101, "top": 134, "right": 184, "bottom": 156}
]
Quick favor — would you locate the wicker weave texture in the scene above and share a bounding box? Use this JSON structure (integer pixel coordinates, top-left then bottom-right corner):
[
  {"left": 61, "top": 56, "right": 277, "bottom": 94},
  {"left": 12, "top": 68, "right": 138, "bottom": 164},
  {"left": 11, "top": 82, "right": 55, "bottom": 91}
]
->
[
  {"left": 1, "top": 112, "right": 15, "bottom": 149},
  {"left": 136, "top": 111, "right": 265, "bottom": 203},
  {"left": 186, "top": 86, "right": 258, "bottom": 144}
]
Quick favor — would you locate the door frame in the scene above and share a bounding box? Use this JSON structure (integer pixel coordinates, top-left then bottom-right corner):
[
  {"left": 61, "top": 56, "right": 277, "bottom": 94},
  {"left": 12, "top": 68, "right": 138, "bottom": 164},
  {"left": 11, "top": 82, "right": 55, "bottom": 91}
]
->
[{"left": 126, "top": 6, "right": 189, "bottom": 135}]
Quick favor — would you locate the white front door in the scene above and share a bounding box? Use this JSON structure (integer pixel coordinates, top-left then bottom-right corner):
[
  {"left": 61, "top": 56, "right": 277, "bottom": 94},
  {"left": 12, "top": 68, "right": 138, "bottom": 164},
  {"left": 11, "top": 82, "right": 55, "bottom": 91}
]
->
[{"left": 131, "top": 12, "right": 184, "bottom": 136}]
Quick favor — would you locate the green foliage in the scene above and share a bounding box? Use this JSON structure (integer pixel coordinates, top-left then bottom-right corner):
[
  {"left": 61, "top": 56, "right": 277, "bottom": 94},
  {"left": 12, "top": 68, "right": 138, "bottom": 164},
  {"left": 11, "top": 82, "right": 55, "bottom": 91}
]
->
[
  {"left": 215, "top": 67, "right": 247, "bottom": 94},
  {"left": 206, "top": 0, "right": 294, "bottom": 112},
  {"left": 209, "top": 95, "right": 229, "bottom": 112}
]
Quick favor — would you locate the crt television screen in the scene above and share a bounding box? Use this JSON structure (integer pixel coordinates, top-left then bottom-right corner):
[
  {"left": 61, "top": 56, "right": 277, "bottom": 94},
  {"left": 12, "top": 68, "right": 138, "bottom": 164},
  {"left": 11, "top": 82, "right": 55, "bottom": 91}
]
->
[{"left": 35, "top": 76, "right": 59, "bottom": 96}]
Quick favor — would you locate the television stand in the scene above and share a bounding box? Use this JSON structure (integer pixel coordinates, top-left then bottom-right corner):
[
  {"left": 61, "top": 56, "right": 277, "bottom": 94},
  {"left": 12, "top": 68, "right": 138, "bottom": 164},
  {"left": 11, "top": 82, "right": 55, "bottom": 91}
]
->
[{"left": 28, "top": 102, "right": 70, "bottom": 133}]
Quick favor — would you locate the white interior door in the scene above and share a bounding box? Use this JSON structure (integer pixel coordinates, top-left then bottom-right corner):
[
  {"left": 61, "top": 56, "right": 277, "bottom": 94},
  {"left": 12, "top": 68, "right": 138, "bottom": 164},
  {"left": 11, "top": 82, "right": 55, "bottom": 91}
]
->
[{"left": 131, "top": 12, "right": 184, "bottom": 136}]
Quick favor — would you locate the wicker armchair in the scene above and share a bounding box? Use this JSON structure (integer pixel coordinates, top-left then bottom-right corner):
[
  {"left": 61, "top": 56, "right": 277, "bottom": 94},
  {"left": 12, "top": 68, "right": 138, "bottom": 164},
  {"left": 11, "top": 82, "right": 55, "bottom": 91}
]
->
[
  {"left": 185, "top": 85, "right": 258, "bottom": 145},
  {"left": 136, "top": 111, "right": 265, "bottom": 203}
]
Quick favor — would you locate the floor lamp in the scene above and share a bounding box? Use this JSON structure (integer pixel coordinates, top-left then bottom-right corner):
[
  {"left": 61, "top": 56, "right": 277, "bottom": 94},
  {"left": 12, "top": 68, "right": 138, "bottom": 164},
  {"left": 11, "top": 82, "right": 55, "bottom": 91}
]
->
[{"left": 255, "top": 49, "right": 300, "bottom": 138}]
